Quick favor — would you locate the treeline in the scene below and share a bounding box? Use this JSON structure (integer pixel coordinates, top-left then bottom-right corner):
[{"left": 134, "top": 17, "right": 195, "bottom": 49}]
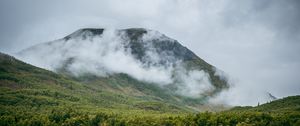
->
[{"left": 1, "top": 108, "right": 300, "bottom": 126}]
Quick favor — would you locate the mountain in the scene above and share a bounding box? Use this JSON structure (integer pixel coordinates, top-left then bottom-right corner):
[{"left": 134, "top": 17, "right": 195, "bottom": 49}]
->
[
  {"left": 0, "top": 28, "right": 299, "bottom": 125},
  {"left": 16, "top": 28, "right": 229, "bottom": 110},
  {"left": 0, "top": 51, "right": 194, "bottom": 114}
]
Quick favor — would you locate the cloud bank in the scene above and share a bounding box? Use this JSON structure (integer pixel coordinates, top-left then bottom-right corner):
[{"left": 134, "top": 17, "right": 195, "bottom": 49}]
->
[{"left": 16, "top": 29, "right": 215, "bottom": 98}]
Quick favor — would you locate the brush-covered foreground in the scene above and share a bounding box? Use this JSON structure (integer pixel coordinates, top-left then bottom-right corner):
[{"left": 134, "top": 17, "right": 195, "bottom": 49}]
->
[
  {"left": 1, "top": 100, "right": 300, "bottom": 126},
  {"left": 1, "top": 52, "right": 300, "bottom": 126}
]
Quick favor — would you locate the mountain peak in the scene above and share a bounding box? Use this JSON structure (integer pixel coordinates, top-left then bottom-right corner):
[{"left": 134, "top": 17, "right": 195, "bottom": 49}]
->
[
  {"left": 121, "top": 28, "right": 148, "bottom": 40},
  {"left": 62, "top": 28, "right": 199, "bottom": 62},
  {"left": 64, "top": 28, "right": 150, "bottom": 41},
  {"left": 64, "top": 28, "right": 105, "bottom": 40}
]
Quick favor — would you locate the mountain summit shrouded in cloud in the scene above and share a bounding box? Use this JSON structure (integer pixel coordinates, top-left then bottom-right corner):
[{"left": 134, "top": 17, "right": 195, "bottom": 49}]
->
[
  {"left": 1, "top": 1, "right": 300, "bottom": 125},
  {"left": 16, "top": 28, "right": 229, "bottom": 99},
  {"left": 1, "top": 0, "right": 300, "bottom": 106}
]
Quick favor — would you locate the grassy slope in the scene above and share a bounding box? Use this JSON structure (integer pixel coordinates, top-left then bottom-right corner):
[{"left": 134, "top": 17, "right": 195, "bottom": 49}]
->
[
  {"left": 0, "top": 52, "right": 193, "bottom": 114},
  {"left": 1, "top": 52, "right": 299, "bottom": 125},
  {"left": 229, "top": 95, "right": 300, "bottom": 113}
]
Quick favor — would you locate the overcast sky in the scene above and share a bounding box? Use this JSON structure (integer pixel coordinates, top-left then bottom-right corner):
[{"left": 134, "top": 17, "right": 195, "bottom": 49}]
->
[{"left": 0, "top": 0, "right": 299, "bottom": 106}]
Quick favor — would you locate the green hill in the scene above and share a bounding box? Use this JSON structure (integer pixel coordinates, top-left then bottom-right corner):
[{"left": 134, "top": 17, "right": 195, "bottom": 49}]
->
[
  {"left": 1, "top": 52, "right": 300, "bottom": 125},
  {"left": 0, "top": 52, "right": 194, "bottom": 112},
  {"left": 229, "top": 95, "right": 300, "bottom": 113}
]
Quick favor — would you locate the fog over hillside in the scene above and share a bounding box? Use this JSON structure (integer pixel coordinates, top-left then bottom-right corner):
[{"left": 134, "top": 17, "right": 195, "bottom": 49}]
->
[{"left": 16, "top": 28, "right": 222, "bottom": 99}]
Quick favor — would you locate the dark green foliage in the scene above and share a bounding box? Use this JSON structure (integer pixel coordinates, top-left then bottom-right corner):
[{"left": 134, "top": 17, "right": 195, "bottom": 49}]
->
[{"left": 1, "top": 108, "right": 299, "bottom": 126}]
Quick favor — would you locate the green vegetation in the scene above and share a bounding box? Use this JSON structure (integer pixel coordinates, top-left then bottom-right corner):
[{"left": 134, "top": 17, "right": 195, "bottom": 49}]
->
[
  {"left": 0, "top": 52, "right": 299, "bottom": 125},
  {"left": 230, "top": 95, "right": 300, "bottom": 113},
  {"left": 1, "top": 102, "right": 299, "bottom": 125}
]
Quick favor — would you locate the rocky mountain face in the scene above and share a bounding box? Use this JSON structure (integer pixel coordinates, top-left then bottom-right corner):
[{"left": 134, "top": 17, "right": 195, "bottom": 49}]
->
[
  {"left": 16, "top": 28, "right": 229, "bottom": 109},
  {"left": 62, "top": 28, "right": 199, "bottom": 66}
]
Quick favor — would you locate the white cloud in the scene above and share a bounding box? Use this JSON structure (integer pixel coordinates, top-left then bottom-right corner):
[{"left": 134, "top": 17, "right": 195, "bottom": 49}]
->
[
  {"left": 1, "top": 0, "right": 299, "bottom": 106},
  {"left": 16, "top": 29, "right": 217, "bottom": 98}
]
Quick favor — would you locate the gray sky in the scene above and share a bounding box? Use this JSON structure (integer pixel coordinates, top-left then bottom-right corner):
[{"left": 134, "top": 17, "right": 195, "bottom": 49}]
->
[{"left": 0, "top": 0, "right": 299, "bottom": 105}]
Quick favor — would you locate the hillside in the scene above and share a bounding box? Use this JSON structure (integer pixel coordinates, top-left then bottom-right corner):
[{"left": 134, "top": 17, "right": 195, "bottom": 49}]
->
[
  {"left": 16, "top": 28, "right": 229, "bottom": 110},
  {"left": 0, "top": 51, "right": 196, "bottom": 113},
  {"left": 229, "top": 95, "right": 300, "bottom": 113},
  {"left": 0, "top": 56, "right": 299, "bottom": 126},
  {"left": 0, "top": 48, "right": 299, "bottom": 125},
  {"left": 1, "top": 28, "right": 299, "bottom": 125}
]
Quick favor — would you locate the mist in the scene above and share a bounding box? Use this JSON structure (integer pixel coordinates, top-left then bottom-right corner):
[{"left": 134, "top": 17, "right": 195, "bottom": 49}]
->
[
  {"left": 16, "top": 29, "right": 215, "bottom": 98},
  {"left": 0, "top": 0, "right": 300, "bottom": 106}
]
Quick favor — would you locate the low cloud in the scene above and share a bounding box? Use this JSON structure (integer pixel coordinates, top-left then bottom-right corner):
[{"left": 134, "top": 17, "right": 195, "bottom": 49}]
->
[{"left": 16, "top": 29, "right": 218, "bottom": 98}]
